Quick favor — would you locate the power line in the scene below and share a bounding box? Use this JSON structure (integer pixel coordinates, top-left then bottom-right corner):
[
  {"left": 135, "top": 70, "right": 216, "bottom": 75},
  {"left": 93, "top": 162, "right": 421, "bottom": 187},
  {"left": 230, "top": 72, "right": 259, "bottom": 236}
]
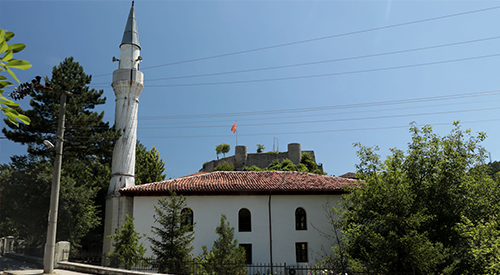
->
[
  {"left": 135, "top": 90, "right": 500, "bottom": 120},
  {"left": 142, "top": 36, "right": 500, "bottom": 82},
  {"left": 138, "top": 53, "right": 500, "bottom": 87},
  {"left": 137, "top": 97, "right": 500, "bottom": 127},
  {"left": 13, "top": 89, "right": 500, "bottom": 131},
  {"left": 91, "top": 5, "right": 500, "bottom": 78},
  {"left": 91, "top": 36, "right": 500, "bottom": 85},
  {"left": 138, "top": 106, "right": 500, "bottom": 129},
  {"left": 135, "top": 118, "right": 500, "bottom": 139}
]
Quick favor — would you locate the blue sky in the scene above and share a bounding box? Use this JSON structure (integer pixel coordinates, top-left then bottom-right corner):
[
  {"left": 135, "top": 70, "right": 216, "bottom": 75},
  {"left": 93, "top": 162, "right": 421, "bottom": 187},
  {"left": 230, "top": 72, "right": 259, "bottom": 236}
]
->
[{"left": 2, "top": 0, "right": 500, "bottom": 178}]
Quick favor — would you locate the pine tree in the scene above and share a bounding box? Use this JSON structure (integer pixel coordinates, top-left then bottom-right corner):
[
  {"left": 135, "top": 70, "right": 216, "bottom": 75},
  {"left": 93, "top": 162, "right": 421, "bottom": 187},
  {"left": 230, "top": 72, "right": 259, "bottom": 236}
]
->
[
  {"left": 201, "top": 215, "right": 246, "bottom": 275},
  {"left": 149, "top": 192, "right": 194, "bottom": 274},
  {"left": 108, "top": 214, "right": 148, "bottom": 270},
  {"left": 2, "top": 57, "right": 118, "bottom": 166},
  {"left": 1, "top": 57, "right": 119, "bottom": 248},
  {"left": 135, "top": 141, "right": 166, "bottom": 185}
]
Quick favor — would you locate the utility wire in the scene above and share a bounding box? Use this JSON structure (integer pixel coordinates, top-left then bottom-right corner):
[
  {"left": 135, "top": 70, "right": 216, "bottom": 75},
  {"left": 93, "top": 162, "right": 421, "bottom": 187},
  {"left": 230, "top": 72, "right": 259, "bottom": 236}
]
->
[
  {"left": 138, "top": 106, "right": 500, "bottom": 129},
  {"left": 137, "top": 98, "right": 500, "bottom": 127},
  {"left": 91, "top": 5, "right": 500, "bottom": 78},
  {"left": 146, "top": 36, "right": 500, "bottom": 82},
  {"left": 22, "top": 89, "right": 500, "bottom": 130},
  {"left": 135, "top": 90, "right": 500, "bottom": 120},
  {"left": 135, "top": 118, "right": 500, "bottom": 139},
  {"left": 138, "top": 53, "right": 500, "bottom": 87},
  {"left": 91, "top": 35, "right": 500, "bottom": 85},
  {"left": 32, "top": 116, "right": 500, "bottom": 140}
]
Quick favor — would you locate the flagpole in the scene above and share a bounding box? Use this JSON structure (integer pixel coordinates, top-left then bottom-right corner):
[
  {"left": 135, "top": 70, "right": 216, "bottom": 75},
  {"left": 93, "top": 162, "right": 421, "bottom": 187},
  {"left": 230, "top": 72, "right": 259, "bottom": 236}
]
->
[{"left": 231, "top": 121, "right": 238, "bottom": 146}]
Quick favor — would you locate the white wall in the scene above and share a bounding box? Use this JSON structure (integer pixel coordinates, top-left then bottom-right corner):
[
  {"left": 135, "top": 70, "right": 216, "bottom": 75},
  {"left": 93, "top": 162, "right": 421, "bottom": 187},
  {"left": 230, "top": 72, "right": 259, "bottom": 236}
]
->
[{"left": 132, "top": 194, "right": 342, "bottom": 265}]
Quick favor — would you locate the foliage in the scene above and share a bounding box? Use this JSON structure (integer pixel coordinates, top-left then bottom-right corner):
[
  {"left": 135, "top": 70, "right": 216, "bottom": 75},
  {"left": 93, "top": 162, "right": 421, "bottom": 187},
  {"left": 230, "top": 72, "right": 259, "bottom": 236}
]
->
[
  {"left": 135, "top": 141, "right": 166, "bottom": 185},
  {"left": 214, "top": 161, "right": 235, "bottom": 171},
  {"left": 107, "top": 214, "right": 148, "bottom": 270},
  {"left": 487, "top": 160, "right": 500, "bottom": 177},
  {"left": 336, "top": 122, "right": 500, "bottom": 274},
  {"left": 215, "top": 143, "right": 231, "bottom": 158},
  {"left": 243, "top": 165, "right": 263, "bottom": 171},
  {"left": 244, "top": 152, "right": 326, "bottom": 174},
  {"left": 149, "top": 192, "right": 195, "bottom": 274},
  {"left": 0, "top": 155, "right": 100, "bottom": 247},
  {"left": 1, "top": 57, "right": 119, "bottom": 249},
  {"left": 256, "top": 144, "right": 265, "bottom": 153},
  {"left": 199, "top": 215, "right": 246, "bottom": 275},
  {"left": 456, "top": 217, "right": 500, "bottom": 274},
  {"left": 300, "top": 152, "right": 326, "bottom": 174},
  {"left": 0, "top": 29, "right": 31, "bottom": 126}
]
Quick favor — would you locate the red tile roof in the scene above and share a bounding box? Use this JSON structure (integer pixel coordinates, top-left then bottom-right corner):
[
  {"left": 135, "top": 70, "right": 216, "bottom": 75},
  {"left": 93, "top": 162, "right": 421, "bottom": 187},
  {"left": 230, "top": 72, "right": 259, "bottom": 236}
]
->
[{"left": 120, "top": 171, "right": 359, "bottom": 196}]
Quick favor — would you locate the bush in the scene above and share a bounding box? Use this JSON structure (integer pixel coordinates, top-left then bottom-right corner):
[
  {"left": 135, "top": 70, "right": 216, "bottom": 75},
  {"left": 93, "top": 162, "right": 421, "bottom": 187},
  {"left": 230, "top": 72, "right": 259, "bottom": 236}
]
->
[{"left": 214, "top": 162, "right": 234, "bottom": 171}]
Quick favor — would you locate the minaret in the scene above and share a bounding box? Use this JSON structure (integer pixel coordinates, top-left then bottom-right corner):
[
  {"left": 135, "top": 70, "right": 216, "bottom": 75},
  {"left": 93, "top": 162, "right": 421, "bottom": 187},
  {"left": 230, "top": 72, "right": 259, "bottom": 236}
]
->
[{"left": 103, "top": 1, "right": 143, "bottom": 259}]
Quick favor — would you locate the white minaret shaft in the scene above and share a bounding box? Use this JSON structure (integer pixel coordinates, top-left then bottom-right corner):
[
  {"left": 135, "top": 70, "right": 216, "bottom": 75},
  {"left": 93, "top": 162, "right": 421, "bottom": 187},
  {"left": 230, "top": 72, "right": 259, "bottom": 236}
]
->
[
  {"left": 108, "top": 2, "right": 143, "bottom": 196},
  {"left": 103, "top": 2, "right": 143, "bottom": 262}
]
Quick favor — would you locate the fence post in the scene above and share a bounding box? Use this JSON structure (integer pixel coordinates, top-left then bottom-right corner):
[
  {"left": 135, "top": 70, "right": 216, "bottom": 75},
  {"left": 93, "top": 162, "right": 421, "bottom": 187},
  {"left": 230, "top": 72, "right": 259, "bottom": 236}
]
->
[
  {"left": 5, "top": 236, "right": 15, "bottom": 253},
  {"left": 54, "top": 241, "right": 71, "bottom": 267}
]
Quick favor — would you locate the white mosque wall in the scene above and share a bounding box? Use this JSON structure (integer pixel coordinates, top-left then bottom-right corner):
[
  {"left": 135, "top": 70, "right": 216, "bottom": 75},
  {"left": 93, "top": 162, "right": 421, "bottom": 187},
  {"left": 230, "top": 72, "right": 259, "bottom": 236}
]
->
[{"left": 132, "top": 194, "right": 342, "bottom": 265}]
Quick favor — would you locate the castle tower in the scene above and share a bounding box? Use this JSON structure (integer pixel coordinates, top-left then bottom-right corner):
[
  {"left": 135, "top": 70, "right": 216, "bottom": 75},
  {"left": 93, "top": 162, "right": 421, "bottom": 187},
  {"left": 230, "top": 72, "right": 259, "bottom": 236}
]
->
[{"left": 103, "top": 2, "right": 143, "bottom": 259}]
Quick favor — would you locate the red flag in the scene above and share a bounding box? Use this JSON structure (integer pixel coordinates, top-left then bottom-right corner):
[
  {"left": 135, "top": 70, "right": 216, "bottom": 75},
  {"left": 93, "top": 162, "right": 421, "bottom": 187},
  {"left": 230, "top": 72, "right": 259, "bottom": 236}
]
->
[{"left": 231, "top": 122, "right": 237, "bottom": 133}]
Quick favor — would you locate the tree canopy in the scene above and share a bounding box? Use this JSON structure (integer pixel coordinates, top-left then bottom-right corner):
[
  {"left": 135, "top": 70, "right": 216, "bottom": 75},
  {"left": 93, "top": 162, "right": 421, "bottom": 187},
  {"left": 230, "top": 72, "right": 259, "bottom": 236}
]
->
[
  {"left": 0, "top": 155, "right": 100, "bottom": 247},
  {"left": 0, "top": 58, "right": 114, "bottom": 248},
  {"left": 135, "top": 141, "right": 166, "bottom": 185},
  {"left": 215, "top": 143, "right": 231, "bottom": 158},
  {"left": 244, "top": 152, "right": 326, "bottom": 175},
  {"left": 334, "top": 122, "right": 500, "bottom": 274},
  {"left": 0, "top": 57, "right": 167, "bottom": 251},
  {"left": 256, "top": 144, "right": 265, "bottom": 153}
]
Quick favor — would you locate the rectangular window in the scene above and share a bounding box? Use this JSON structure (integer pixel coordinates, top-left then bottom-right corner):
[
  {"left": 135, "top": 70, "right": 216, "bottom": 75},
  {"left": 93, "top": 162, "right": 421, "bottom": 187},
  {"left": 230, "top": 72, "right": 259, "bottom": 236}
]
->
[
  {"left": 295, "top": 242, "right": 308, "bottom": 263},
  {"left": 240, "top": 244, "right": 252, "bottom": 264}
]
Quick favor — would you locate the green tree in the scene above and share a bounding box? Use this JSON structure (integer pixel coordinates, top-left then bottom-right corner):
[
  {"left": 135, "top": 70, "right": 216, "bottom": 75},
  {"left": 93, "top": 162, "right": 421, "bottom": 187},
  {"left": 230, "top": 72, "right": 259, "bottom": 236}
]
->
[
  {"left": 107, "top": 214, "right": 148, "bottom": 270},
  {"left": 1, "top": 57, "right": 119, "bottom": 249},
  {"left": 242, "top": 153, "right": 326, "bottom": 174},
  {"left": 487, "top": 160, "right": 500, "bottom": 177},
  {"left": 216, "top": 143, "right": 231, "bottom": 158},
  {"left": 456, "top": 217, "right": 500, "bottom": 274},
  {"left": 261, "top": 153, "right": 326, "bottom": 174},
  {"left": 0, "top": 29, "right": 31, "bottom": 126},
  {"left": 336, "top": 122, "right": 500, "bottom": 274},
  {"left": 135, "top": 141, "right": 166, "bottom": 185},
  {"left": 149, "top": 192, "right": 194, "bottom": 274},
  {"left": 256, "top": 144, "right": 265, "bottom": 153},
  {"left": 200, "top": 215, "right": 246, "bottom": 275},
  {"left": 300, "top": 152, "right": 325, "bottom": 174},
  {"left": 0, "top": 155, "right": 100, "bottom": 247}
]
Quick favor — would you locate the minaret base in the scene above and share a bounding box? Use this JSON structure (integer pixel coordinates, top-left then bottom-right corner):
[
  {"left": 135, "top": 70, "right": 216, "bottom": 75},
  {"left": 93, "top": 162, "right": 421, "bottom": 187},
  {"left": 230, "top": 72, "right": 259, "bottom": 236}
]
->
[{"left": 102, "top": 195, "right": 134, "bottom": 265}]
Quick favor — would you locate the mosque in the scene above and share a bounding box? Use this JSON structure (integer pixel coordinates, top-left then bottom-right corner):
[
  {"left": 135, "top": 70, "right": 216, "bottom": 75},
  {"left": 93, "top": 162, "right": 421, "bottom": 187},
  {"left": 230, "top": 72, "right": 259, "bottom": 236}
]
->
[{"left": 103, "top": 2, "right": 357, "bottom": 266}]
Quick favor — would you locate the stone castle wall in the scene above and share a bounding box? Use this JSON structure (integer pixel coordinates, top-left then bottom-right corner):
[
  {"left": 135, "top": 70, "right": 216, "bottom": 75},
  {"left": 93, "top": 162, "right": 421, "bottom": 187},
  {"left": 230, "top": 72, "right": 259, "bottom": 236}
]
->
[{"left": 200, "top": 143, "right": 321, "bottom": 172}]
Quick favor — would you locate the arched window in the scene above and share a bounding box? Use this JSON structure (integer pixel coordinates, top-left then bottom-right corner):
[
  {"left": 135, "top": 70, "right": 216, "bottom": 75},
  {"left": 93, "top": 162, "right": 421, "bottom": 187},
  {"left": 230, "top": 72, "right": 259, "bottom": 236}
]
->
[
  {"left": 238, "top": 208, "right": 251, "bottom": 232},
  {"left": 295, "top": 207, "right": 307, "bottom": 230},
  {"left": 181, "top": 208, "right": 194, "bottom": 231}
]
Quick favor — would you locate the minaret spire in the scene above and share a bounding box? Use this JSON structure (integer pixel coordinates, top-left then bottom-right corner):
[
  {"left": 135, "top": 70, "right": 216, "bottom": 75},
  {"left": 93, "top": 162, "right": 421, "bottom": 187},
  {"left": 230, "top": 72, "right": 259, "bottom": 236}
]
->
[
  {"left": 121, "top": 2, "right": 140, "bottom": 50},
  {"left": 103, "top": 2, "right": 144, "bottom": 262}
]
